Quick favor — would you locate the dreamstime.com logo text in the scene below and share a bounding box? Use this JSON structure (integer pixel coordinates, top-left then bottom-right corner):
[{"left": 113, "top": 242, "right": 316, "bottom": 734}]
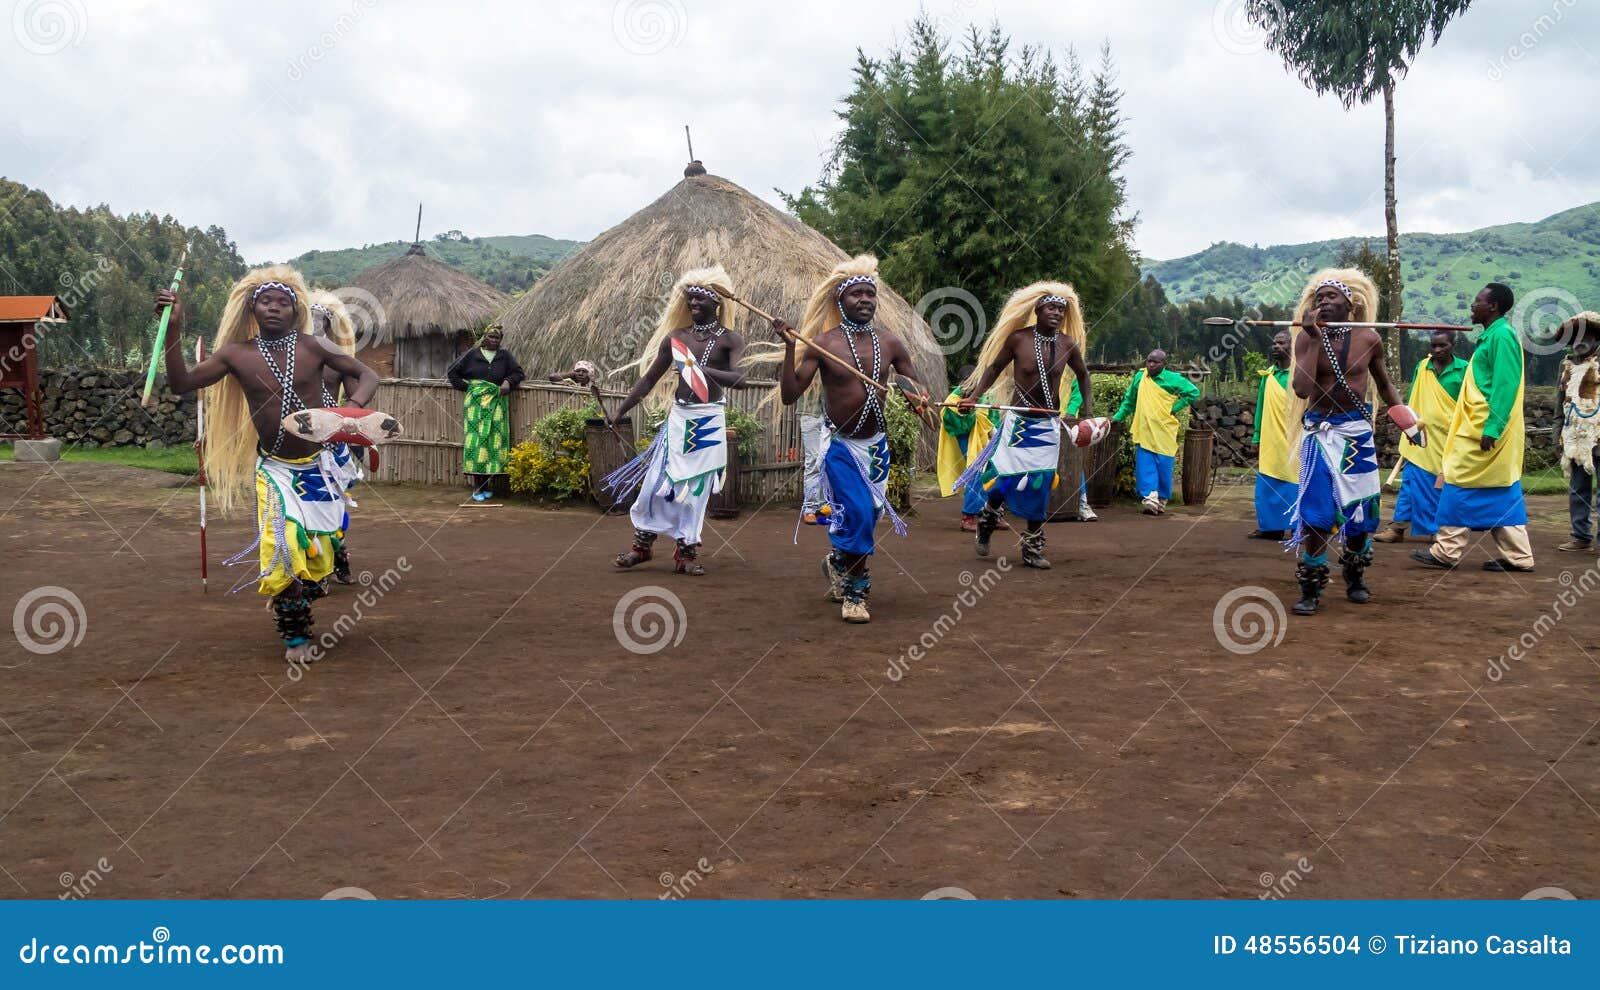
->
[
  {"left": 17, "top": 928, "right": 284, "bottom": 967},
  {"left": 658, "top": 857, "right": 715, "bottom": 900},
  {"left": 886, "top": 561, "right": 1011, "bottom": 681},
  {"left": 1487, "top": 562, "right": 1600, "bottom": 682},
  {"left": 287, "top": 558, "right": 412, "bottom": 680}
]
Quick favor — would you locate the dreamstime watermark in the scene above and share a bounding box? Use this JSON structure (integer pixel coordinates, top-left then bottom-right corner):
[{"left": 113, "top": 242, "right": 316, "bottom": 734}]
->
[
  {"left": 1211, "top": 0, "right": 1280, "bottom": 56},
  {"left": 11, "top": 0, "right": 86, "bottom": 56},
  {"left": 1522, "top": 885, "right": 1576, "bottom": 900},
  {"left": 58, "top": 858, "right": 113, "bottom": 901},
  {"left": 1510, "top": 286, "right": 1585, "bottom": 357},
  {"left": 320, "top": 886, "right": 377, "bottom": 900},
  {"left": 886, "top": 561, "right": 1011, "bottom": 682},
  {"left": 329, "top": 286, "right": 387, "bottom": 355},
  {"left": 2, "top": 256, "right": 112, "bottom": 381},
  {"left": 915, "top": 286, "right": 987, "bottom": 358},
  {"left": 611, "top": 0, "right": 686, "bottom": 56},
  {"left": 921, "top": 885, "right": 977, "bottom": 899},
  {"left": 1257, "top": 857, "right": 1313, "bottom": 900},
  {"left": 1212, "top": 586, "right": 1286, "bottom": 656},
  {"left": 613, "top": 585, "right": 687, "bottom": 655},
  {"left": 286, "top": 558, "right": 411, "bottom": 680},
  {"left": 600, "top": 270, "right": 677, "bottom": 376},
  {"left": 286, "top": 0, "right": 379, "bottom": 81},
  {"left": 658, "top": 857, "right": 715, "bottom": 900},
  {"left": 1487, "top": 0, "right": 1579, "bottom": 81},
  {"left": 1487, "top": 562, "right": 1600, "bottom": 682},
  {"left": 1183, "top": 259, "right": 1312, "bottom": 383},
  {"left": 12, "top": 585, "right": 87, "bottom": 657}
]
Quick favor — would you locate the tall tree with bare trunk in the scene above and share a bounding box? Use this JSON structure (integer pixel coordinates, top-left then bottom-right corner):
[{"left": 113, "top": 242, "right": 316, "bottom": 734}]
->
[{"left": 1245, "top": 0, "right": 1474, "bottom": 364}]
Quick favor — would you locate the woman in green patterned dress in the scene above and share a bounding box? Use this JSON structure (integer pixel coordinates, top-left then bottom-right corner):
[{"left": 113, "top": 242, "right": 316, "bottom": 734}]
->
[{"left": 447, "top": 325, "right": 525, "bottom": 501}]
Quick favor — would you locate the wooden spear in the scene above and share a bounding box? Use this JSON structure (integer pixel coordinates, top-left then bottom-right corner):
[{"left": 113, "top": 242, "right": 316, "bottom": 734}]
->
[{"left": 1204, "top": 316, "right": 1474, "bottom": 333}]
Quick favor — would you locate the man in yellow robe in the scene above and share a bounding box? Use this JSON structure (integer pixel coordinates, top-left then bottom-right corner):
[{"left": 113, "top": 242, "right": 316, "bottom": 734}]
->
[
  {"left": 1413, "top": 283, "right": 1534, "bottom": 572},
  {"left": 1111, "top": 349, "right": 1201, "bottom": 515},
  {"left": 1374, "top": 331, "right": 1467, "bottom": 543},
  {"left": 1250, "top": 331, "right": 1295, "bottom": 538}
]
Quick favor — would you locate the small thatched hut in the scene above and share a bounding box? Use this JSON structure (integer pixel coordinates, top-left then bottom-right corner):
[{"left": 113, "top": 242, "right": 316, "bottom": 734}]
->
[
  {"left": 350, "top": 243, "right": 510, "bottom": 379},
  {"left": 499, "top": 169, "right": 948, "bottom": 394}
]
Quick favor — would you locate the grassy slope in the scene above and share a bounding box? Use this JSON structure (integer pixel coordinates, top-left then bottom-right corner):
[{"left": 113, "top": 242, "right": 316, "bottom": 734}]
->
[
  {"left": 1147, "top": 203, "right": 1600, "bottom": 322},
  {"left": 278, "top": 234, "right": 583, "bottom": 294}
]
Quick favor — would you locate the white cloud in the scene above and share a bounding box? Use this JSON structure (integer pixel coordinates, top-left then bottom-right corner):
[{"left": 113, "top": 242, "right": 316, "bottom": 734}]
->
[{"left": 1, "top": 0, "right": 1596, "bottom": 267}]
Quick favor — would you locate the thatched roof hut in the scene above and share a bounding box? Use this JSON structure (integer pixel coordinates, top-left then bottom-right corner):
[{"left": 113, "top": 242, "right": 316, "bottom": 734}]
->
[
  {"left": 499, "top": 171, "right": 948, "bottom": 393},
  {"left": 350, "top": 243, "right": 510, "bottom": 379}
]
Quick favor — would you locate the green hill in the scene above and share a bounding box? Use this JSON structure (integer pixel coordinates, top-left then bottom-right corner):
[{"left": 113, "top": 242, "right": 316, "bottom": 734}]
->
[
  {"left": 280, "top": 233, "right": 583, "bottom": 295},
  {"left": 1146, "top": 203, "right": 1600, "bottom": 322}
]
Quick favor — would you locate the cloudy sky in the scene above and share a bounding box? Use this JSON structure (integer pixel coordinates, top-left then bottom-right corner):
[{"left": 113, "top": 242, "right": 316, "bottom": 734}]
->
[{"left": 3, "top": 0, "right": 1597, "bottom": 265}]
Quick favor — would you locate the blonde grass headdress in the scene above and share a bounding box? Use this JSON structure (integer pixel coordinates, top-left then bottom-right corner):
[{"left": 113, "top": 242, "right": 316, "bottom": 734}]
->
[
  {"left": 203, "top": 264, "right": 312, "bottom": 517},
  {"left": 629, "top": 265, "right": 737, "bottom": 414},
  {"left": 305, "top": 289, "right": 356, "bottom": 356},
  {"left": 1281, "top": 266, "right": 1379, "bottom": 473},
  {"left": 744, "top": 255, "right": 888, "bottom": 418},
  {"left": 961, "top": 281, "right": 1086, "bottom": 402}
]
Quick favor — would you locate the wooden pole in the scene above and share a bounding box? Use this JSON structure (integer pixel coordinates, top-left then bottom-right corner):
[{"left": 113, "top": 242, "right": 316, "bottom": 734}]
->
[
  {"left": 685, "top": 125, "right": 694, "bottom": 162},
  {"left": 414, "top": 203, "right": 422, "bottom": 243}
]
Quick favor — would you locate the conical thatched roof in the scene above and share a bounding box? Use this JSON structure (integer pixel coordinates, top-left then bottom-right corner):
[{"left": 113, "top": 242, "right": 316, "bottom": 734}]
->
[
  {"left": 349, "top": 243, "right": 509, "bottom": 343},
  {"left": 499, "top": 172, "right": 948, "bottom": 392}
]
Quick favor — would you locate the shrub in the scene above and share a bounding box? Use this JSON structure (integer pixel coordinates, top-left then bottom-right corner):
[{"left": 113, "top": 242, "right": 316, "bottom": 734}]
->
[{"left": 508, "top": 401, "right": 600, "bottom": 501}]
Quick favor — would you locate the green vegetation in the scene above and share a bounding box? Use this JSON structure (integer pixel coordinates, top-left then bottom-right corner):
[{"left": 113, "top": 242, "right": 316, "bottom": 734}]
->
[
  {"left": 1146, "top": 203, "right": 1600, "bottom": 327},
  {"left": 283, "top": 232, "right": 582, "bottom": 295},
  {"left": 786, "top": 16, "right": 1138, "bottom": 380},
  {"left": 1, "top": 441, "right": 198, "bottom": 475},
  {"left": 0, "top": 178, "right": 246, "bottom": 370},
  {"left": 1521, "top": 466, "right": 1569, "bottom": 496}
]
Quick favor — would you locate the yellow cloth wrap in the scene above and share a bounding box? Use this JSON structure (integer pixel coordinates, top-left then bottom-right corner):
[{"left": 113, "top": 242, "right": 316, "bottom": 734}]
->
[
  {"left": 936, "top": 391, "right": 996, "bottom": 497},
  {"left": 1440, "top": 359, "right": 1525, "bottom": 489},
  {"left": 1400, "top": 360, "right": 1458, "bottom": 476},
  {"left": 1130, "top": 372, "right": 1182, "bottom": 457},
  {"left": 255, "top": 455, "right": 339, "bottom": 597},
  {"left": 1257, "top": 370, "right": 1294, "bottom": 483}
]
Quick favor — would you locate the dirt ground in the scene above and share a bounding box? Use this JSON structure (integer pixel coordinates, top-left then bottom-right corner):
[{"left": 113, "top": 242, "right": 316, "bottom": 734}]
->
[{"left": 2, "top": 461, "right": 1597, "bottom": 901}]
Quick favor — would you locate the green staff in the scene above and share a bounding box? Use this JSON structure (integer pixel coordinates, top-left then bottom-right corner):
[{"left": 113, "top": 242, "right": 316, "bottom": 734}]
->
[{"left": 141, "top": 243, "right": 190, "bottom": 408}]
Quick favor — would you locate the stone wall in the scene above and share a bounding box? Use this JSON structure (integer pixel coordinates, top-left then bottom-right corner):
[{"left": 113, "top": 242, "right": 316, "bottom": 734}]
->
[
  {"left": 2, "top": 368, "right": 196, "bottom": 448},
  {"left": 1196, "top": 391, "right": 1560, "bottom": 471}
]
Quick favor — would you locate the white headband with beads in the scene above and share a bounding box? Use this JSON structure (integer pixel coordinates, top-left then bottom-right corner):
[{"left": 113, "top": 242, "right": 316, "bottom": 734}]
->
[
  {"left": 1041, "top": 294, "right": 1069, "bottom": 307},
  {"left": 1316, "top": 278, "right": 1353, "bottom": 303},
  {"left": 252, "top": 281, "right": 298, "bottom": 304},
  {"left": 836, "top": 274, "right": 876, "bottom": 297},
  {"left": 684, "top": 284, "right": 718, "bottom": 300}
]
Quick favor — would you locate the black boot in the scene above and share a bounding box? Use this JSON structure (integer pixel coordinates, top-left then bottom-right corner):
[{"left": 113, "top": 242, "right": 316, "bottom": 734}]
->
[
  {"left": 1020, "top": 528, "right": 1050, "bottom": 569},
  {"left": 615, "top": 530, "right": 657, "bottom": 568},
  {"left": 673, "top": 539, "right": 705, "bottom": 576},
  {"left": 1341, "top": 543, "right": 1373, "bottom": 604},
  {"left": 332, "top": 544, "right": 354, "bottom": 585},
  {"left": 273, "top": 593, "right": 316, "bottom": 661},
  {"left": 975, "top": 504, "right": 1001, "bottom": 557},
  {"left": 1291, "top": 562, "right": 1329, "bottom": 616}
]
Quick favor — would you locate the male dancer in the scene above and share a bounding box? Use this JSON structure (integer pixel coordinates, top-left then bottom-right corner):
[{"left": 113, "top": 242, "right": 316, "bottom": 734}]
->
[
  {"left": 953, "top": 282, "right": 1092, "bottom": 568},
  {"left": 772, "top": 256, "right": 927, "bottom": 623},
  {"left": 157, "top": 267, "right": 378, "bottom": 663},
  {"left": 607, "top": 267, "right": 746, "bottom": 576},
  {"left": 936, "top": 364, "right": 998, "bottom": 532},
  {"left": 308, "top": 291, "right": 366, "bottom": 585},
  {"left": 1283, "top": 269, "right": 1406, "bottom": 615}
]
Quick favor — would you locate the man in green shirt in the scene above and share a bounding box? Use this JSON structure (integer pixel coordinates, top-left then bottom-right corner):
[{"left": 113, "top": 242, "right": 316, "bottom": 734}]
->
[
  {"left": 1111, "top": 349, "right": 1202, "bottom": 514},
  {"left": 1413, "top": 283, "right": 1534, "bottom": 572}
]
